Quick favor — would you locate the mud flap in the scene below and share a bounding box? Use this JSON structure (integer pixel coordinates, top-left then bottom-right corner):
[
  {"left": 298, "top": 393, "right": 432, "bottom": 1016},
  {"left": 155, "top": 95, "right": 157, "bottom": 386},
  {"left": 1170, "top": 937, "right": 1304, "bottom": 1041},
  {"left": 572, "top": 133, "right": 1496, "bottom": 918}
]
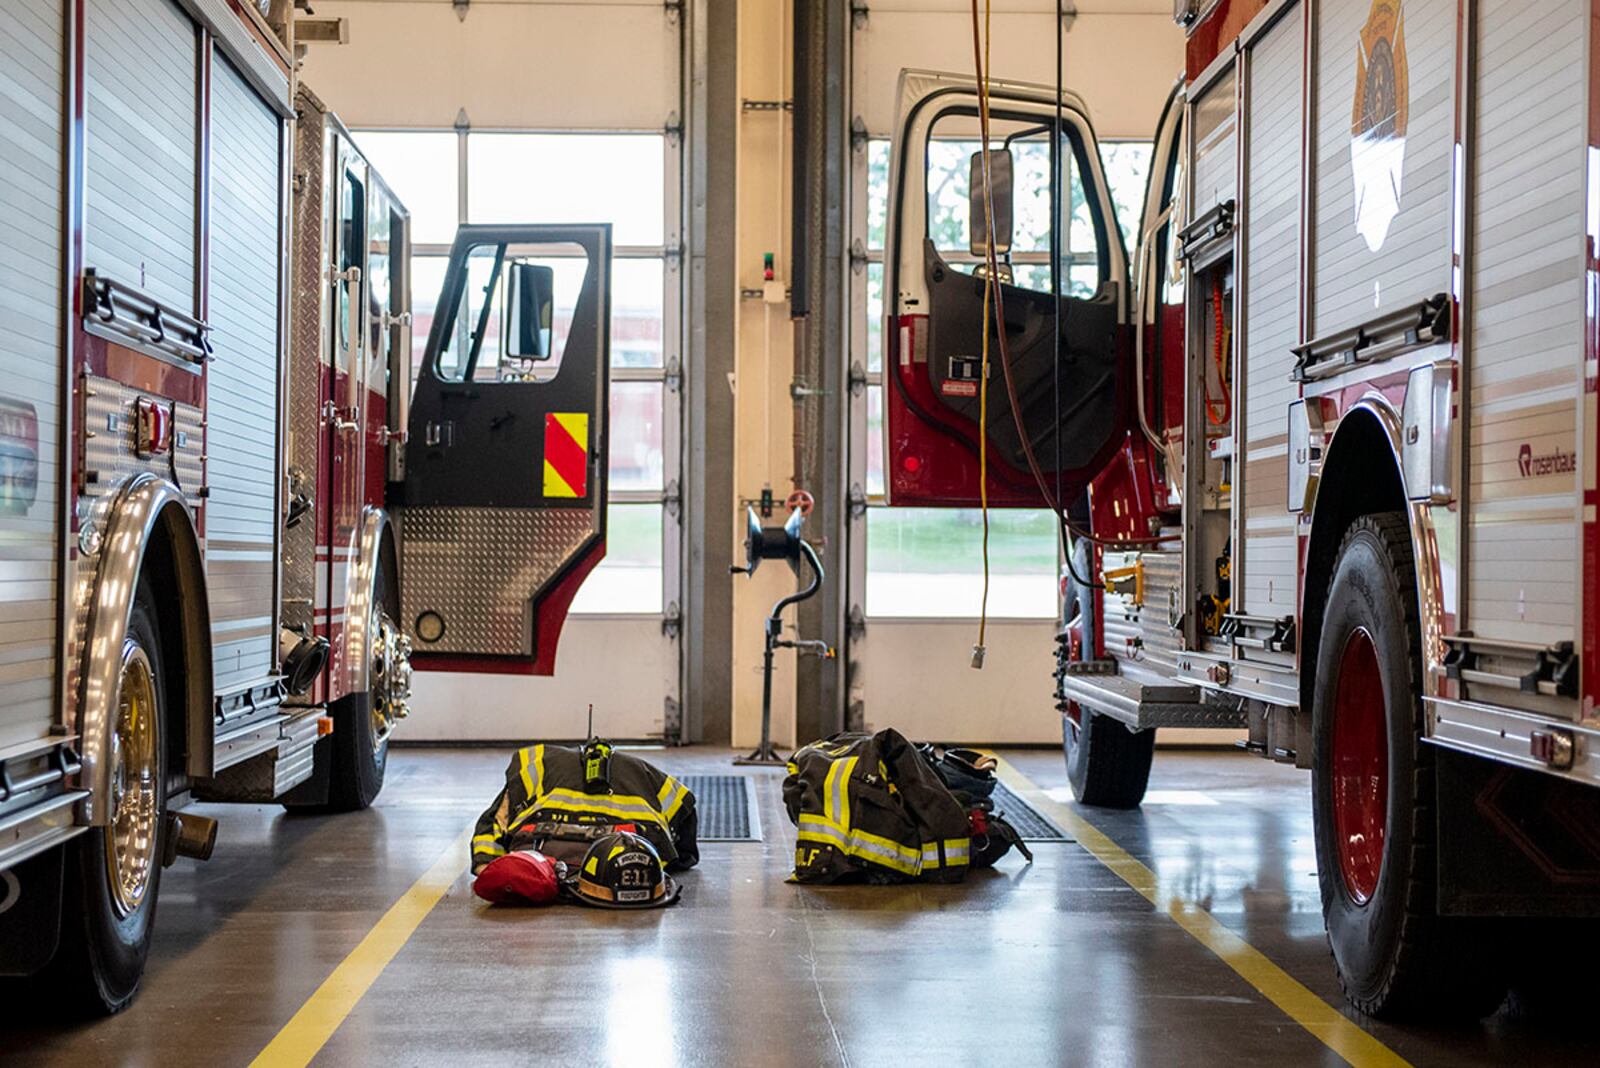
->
[
  {"left": 1436, "top": 747, "right": 1600, "bottom": 918},
  {"left": 0, "top": 847, "right": 64, "bottom": 976}
]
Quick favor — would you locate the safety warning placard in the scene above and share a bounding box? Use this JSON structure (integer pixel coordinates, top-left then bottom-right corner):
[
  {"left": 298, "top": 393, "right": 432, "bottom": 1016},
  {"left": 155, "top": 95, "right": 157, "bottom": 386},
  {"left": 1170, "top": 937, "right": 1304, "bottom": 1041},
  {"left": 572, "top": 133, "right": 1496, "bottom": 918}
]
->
[{"left": 543, "top": 412, "right": 589, "bottom": 498}]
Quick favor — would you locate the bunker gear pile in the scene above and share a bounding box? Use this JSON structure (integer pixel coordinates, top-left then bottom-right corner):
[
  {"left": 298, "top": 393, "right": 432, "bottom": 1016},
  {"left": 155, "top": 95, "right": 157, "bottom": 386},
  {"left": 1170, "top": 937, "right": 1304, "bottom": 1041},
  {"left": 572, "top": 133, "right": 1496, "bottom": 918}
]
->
[
  {"left": 783, "top": 728, "right": 981, "bottom": 884},
  {"left": 472, "top": 744, "right": 698, "bottom": 876}
]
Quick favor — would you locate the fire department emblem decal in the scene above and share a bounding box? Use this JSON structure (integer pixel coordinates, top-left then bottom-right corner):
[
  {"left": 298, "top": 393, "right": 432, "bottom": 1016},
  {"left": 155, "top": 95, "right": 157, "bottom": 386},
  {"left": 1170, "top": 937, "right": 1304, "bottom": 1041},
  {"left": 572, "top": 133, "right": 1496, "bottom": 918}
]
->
[{"left": 1350, "top": 0, "right": 1409, "bottom": 251}]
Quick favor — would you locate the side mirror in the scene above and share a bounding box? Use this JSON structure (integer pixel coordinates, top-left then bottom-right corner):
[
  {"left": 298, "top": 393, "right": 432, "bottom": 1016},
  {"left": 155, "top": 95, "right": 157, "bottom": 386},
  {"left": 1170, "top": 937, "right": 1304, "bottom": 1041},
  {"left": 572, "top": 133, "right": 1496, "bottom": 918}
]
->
[
  {"left": 504, "top": 262, "right": 554, "bottom": 360},
  {"left": 968, "top": 148, "right": 1014, "bottom": 258}
]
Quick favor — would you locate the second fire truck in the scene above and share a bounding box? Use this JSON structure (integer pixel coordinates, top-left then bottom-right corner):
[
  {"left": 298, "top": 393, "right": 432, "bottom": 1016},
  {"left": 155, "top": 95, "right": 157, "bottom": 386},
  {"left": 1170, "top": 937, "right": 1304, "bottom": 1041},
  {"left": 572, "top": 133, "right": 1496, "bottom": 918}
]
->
[{"left": 884, "top": 0, "right": 1600, "bottom": 1019}]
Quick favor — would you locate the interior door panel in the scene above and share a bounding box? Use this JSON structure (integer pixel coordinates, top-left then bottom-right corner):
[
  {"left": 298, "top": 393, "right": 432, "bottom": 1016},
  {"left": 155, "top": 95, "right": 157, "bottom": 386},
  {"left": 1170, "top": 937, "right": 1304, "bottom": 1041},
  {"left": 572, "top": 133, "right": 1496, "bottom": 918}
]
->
[{"left": 883, "top": 70, "right": 1132, "bottom": 509}]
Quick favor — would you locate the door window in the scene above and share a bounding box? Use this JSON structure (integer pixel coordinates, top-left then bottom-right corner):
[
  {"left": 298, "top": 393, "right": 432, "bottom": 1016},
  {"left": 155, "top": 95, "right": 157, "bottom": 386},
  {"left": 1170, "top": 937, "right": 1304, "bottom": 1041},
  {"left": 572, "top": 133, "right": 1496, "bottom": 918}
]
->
[
  {"left": 338, "top": 167, "right": 366, "bottom": 368},
  {"left": 432, "top": 242, "right": 586, "bottom": 384},
  {"left": 922, "top": 113, "right": 1108, "bottom": 298}
]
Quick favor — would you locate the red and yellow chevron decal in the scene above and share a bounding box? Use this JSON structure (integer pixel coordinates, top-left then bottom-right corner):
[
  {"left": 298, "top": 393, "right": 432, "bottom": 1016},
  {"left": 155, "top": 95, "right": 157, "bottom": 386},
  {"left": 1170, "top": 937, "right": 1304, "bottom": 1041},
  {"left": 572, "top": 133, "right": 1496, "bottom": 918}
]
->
[{"left": 543, "top": 412, "right": 590, "bottom": 498}]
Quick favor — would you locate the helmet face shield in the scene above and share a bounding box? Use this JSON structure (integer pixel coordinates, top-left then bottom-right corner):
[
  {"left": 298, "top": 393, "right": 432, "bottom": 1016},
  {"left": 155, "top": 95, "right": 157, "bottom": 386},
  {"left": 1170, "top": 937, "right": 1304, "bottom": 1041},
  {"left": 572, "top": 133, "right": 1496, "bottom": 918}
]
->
[{"left": 568, "top": 830, "right": 682, "bottom": 909}]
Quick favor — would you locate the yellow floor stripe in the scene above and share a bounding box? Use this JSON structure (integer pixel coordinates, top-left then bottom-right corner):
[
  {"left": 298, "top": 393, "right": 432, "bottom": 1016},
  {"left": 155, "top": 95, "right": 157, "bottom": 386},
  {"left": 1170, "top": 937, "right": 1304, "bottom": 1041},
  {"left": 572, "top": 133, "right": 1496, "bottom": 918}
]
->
[
  {"left": 992, "top": 758, "right": 1410, "bottom": 1068},
  {"left": 249, "top": 833, "right": 468, "bottom": 1068}
]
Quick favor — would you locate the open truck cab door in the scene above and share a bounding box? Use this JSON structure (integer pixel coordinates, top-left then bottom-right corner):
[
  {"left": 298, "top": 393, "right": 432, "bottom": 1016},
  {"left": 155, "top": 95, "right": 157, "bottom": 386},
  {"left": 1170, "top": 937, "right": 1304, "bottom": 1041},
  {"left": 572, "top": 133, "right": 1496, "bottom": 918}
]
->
[
  {"left": 883, "top": 70, "right": 1132, "bottom": 508},
  {"left": 396, "top": 224, "right": 612, "bottom": 674}
]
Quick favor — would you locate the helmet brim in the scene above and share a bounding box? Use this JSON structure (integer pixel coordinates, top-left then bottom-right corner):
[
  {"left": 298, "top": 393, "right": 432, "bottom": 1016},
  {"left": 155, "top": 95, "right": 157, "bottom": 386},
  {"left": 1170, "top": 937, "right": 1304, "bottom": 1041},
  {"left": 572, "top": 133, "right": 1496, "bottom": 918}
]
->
[{"left": 565, "top": 872, "right": 682, "bottom": 910}]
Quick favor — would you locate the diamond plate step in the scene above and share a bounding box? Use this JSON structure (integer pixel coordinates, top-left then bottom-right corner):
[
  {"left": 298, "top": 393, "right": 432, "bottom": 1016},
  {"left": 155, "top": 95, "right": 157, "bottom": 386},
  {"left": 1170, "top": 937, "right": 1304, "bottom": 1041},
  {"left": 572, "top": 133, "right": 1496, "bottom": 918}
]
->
[{"left": 1059, "top": 670, "right": 1246, "bottom": 730}]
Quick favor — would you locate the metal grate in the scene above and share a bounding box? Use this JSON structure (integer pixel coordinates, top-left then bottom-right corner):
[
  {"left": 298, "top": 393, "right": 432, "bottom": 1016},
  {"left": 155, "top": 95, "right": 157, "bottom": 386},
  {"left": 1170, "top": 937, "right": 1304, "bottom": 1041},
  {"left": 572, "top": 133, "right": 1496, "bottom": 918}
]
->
[
  {"left": 682, "top": 775, "right": 762, "bottom": 842},
  {"left": 988, "top": 781, "right": 1071, "bottom": 842}
]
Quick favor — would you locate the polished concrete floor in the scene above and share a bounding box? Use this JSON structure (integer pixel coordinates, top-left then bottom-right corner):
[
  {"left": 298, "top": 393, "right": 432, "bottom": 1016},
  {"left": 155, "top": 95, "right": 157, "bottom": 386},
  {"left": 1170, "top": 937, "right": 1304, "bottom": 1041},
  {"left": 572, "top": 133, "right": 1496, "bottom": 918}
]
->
[{"left": 3, "top": 746, "right": 1595, "bottom": 1067}]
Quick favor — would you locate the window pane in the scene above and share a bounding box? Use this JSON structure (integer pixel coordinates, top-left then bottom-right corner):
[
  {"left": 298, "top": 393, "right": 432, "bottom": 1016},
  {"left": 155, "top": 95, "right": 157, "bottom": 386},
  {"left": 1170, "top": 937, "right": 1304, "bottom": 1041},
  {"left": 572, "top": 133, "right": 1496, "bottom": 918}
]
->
[
  {"left": 866, "top": 507, "right": 1057, "bottom": 618},
  {"left": 613, "top": 259, "right": 665, "bottom": 368},
  {"left": 865, "top": 262, "right": 883, "bottom": 373},
  {"left": 865, "top": 384, "right": 884, "bottom": 496},
  {"left": 569, "top": 503, "right": 663, "bottom": 614},
  {"left": 353, "top": 131, "right": 459, "bottom": 246},
  {"left": 1101, "top": 140, "right": 1154, "bottom": 252},
  {"left": 468, "top": 133, "right": 665, "bottom": 246},
  {"left": 923, "top": 122, "right": 1098, "bottom": 295},
  {"left": 410, "top": 256, "right": 449, "bottom": 373},
  {"left": 867, "top": 138, "right": 890, "bottom": 250},
  {"left": 432, "top": 246, "right": 589, "bottom": 384},
  {"left": 609, "top": 381, "right": 664, "bottom": 491}
]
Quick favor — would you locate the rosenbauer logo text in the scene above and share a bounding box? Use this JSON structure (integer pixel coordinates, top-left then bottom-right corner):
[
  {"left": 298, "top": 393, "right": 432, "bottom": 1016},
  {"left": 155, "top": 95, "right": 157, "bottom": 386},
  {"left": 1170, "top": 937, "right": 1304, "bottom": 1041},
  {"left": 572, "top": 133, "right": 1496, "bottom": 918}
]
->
[{"left": 1518, "top": 443, "right": 1576, "bottom": 478}]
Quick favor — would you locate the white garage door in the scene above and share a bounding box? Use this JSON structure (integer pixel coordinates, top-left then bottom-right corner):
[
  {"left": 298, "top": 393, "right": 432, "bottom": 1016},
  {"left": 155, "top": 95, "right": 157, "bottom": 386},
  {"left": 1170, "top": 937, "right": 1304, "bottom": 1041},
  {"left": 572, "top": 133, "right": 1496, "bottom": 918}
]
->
[
  {"left": 312, "top": 1, "right": 687, "bottom": 741},
  {"left": 844, "top": 3, "right": 1176, "bottom": 744}
]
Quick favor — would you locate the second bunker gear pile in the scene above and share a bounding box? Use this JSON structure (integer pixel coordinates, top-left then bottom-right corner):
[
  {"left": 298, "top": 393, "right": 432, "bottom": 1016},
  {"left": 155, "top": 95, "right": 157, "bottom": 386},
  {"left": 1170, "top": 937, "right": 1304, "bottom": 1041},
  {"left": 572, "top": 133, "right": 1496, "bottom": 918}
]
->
[
  {"left": 472, "top": 744, "right": 699, "bottom": 876},
  {"left": 783, "top": 728, "right": 979, "bottom": 884}
]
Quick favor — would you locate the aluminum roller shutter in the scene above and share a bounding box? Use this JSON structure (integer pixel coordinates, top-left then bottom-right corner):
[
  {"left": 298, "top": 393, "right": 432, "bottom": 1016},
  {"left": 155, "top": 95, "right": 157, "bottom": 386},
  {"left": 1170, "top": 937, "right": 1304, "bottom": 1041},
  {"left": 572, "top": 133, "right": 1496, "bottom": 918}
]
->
[
  {"left": 84, "top": 0, "right": 198, "bottom": 315},
  {"left": 1191, "top": 66, "right": 1237, "bottom": 215},
  {"left": 1311, "top": 0, "right": 1453, "bottom": 338},
  {"left": 206, "top": 54, "right": 283, "bottom": 694},
  {"left": 0, "top": 1, "right": 65, "bottom": 748},
  {"left": 1236, "top": 4, "right": 1302, "bottom": 619},
  {"left": 1464, "top": 0, "right": 1586, "bottom": 647}
]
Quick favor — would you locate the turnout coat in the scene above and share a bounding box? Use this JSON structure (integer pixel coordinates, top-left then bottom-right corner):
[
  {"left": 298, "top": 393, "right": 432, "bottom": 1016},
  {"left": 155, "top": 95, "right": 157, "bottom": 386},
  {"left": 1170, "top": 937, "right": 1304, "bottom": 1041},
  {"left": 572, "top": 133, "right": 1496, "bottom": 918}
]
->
[
  {"left": 783, "top": 729, "right": 973, "bottom": 883},
  {"left": 472, "top": 744, "right": 699, "bottom": 874}
]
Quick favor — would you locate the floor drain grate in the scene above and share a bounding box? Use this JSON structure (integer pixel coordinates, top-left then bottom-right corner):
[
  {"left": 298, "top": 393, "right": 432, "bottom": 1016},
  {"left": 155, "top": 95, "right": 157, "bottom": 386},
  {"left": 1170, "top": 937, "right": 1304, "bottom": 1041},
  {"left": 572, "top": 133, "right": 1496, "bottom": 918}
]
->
[
  {"left": 987, "top": 781, "right": 1071, "bottom": 842},
  {"left": 682, "top": 775, "right": 762, "bottom": 842}
]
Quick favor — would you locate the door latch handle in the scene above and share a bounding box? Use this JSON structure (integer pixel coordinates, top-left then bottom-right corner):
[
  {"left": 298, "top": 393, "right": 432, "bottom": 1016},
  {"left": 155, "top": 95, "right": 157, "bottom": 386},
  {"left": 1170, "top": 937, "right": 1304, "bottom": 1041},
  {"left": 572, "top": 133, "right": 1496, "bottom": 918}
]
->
[
  {"left": 323, "top": 400, "right": 358, "bottom": 434},
  {"left": 377, "top": 426, "right": 409, "bottom": 446}
]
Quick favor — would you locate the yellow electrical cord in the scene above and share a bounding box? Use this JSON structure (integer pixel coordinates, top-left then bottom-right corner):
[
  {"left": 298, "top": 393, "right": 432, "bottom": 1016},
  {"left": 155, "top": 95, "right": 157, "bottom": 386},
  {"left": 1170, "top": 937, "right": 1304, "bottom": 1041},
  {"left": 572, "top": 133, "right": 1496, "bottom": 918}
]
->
[{"left": 971, "top": 0, "right": 994, "bottom": 668}]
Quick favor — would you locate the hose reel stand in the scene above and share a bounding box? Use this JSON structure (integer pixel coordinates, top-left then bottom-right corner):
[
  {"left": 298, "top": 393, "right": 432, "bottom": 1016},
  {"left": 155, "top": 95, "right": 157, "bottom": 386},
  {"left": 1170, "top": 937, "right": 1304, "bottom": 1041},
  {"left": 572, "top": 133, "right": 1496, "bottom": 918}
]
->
[{"left": 729, "top": 497, "right": 834, "bottom": 767}]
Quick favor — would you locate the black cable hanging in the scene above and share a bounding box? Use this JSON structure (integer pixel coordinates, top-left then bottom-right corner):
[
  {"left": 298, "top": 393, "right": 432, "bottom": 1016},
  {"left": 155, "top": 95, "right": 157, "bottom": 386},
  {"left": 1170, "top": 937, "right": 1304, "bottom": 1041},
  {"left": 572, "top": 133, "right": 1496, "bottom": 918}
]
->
[{"left": 1054, "top": 0, "right": 1102, "bottom": 593}]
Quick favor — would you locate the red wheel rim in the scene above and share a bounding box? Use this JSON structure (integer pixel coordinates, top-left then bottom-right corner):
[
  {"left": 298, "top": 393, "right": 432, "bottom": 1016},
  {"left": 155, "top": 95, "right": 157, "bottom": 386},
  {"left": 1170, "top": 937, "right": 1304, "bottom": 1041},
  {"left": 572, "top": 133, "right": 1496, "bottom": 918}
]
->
[{"left": 1330, "top": 628, "right": 1387, "bottom": 904}]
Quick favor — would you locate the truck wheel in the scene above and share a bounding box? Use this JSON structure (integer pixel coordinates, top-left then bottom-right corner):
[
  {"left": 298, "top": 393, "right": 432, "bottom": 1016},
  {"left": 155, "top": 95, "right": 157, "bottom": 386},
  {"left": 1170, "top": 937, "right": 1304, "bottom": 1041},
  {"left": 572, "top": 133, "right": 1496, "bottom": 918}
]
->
[
  {"left": 49, "top": 586, "right": 169, "bottom": 1015},
  {"left": 325, "top": 565, "right": 394, "bottom": 811},
  {"left": 1311, "top": 513, "right": 1504, "bottom": 1019},
  {"left": 1063, "top": 709, "right": 1155, "bottom": 809}
]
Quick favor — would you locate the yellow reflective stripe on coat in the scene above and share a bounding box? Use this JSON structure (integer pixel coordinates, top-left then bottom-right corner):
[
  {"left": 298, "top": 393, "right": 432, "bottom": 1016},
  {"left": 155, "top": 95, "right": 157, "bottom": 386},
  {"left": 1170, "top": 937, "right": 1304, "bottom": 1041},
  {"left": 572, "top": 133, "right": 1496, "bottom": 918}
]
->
[
  {"left": 821, "top": 755, "right": 858, "bottom": 830},
  {"left": 920, "top": 838, "right": 971, "bottom": 868},
  {"left": 517, "top": 744, "right": 546, "bottom": 799},
  {"left": 510, "top": 789, "right": 671, "bottom": 831},
  {"left": 657, "top": 776, "right": 689, "bottom": 821},
  {"left": 472, "top": 835, "right": 507, "bottom": 856},
  {"left": 797, "top": 814, "right": 924, "bottom": 876}
]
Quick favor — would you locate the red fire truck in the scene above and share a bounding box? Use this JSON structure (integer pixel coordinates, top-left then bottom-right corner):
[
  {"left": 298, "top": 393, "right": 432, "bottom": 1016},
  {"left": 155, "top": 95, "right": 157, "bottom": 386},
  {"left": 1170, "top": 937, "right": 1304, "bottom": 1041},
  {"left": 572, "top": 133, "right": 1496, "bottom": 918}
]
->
[
  {"left": 885, "top": 0, "right": 1600, "bottom": 1019},
  {"left": 0, "top": 0, "right": 609, "bottom": 1013}
]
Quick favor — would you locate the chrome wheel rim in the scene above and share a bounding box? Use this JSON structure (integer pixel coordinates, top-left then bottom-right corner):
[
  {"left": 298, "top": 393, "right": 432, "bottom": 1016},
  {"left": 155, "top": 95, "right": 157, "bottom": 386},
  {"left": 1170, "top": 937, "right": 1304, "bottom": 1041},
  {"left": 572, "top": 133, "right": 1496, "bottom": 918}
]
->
[
  {"left": 369, "top": 604, "right": 411, "bottom": 753},
  {"left": 106, "top": 641, "right": 160, "bottom": 917}
]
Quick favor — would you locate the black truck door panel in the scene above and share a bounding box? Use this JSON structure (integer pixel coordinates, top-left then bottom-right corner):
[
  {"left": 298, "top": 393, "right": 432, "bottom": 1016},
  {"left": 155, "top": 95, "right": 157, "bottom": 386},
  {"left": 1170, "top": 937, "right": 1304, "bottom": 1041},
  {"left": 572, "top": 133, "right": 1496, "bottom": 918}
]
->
[{"left": 397, "top": 224, "right": 611, "bottom": 674}]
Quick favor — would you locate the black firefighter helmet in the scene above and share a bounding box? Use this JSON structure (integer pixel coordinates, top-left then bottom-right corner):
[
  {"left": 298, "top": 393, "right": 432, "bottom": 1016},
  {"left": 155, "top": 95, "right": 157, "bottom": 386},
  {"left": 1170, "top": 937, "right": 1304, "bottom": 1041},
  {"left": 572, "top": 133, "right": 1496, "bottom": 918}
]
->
[{"left": 568, "top": 830, "right": 682, "bottom": 909}]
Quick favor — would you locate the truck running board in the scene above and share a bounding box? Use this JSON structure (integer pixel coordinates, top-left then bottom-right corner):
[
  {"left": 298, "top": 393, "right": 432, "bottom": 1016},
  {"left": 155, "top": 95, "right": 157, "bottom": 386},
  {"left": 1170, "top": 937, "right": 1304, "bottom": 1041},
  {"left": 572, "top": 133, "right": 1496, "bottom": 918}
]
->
[{"left": 1060, "top": 664, "right": 1247, "bottom": 730}]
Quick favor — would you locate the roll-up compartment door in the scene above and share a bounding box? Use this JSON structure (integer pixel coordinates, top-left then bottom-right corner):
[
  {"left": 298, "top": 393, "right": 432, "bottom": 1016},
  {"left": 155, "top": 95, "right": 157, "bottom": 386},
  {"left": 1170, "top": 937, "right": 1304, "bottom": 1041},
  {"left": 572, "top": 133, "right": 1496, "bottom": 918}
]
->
[
  {"left": 1310, "top": 0, "right": 1452, "bottom": 338},
  {"left": 0, "top": 1, "right": 65, "bottom": 748},
  {"left": 1235, "top": 3, "right": 1302, "bottom": 622},
  {"left": 1190, "top": 66, "right": 1236, "bottom": 216},
  {"left": 84, "top": 0, "right": 198, "bottom": 314},
  {"left": 206, "top": 53, "right": 284, "bottom": 695},
  {"left": 1466, "top": 0, "right": 1586, "bottom": 650}
]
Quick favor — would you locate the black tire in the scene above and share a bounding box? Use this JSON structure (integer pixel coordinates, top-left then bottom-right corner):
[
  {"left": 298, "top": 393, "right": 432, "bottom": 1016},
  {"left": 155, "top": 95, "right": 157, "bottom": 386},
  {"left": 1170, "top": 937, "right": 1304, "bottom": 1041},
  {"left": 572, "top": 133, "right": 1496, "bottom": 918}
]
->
[
  {"left": 47, "top": 585, "right": 169, "bottom": 1015},
  {"left": 1063, "top": 708, "right": 1156, "bottom": 809},
  {"left": 325, "top": 566, "right": 391, "bottom": 811},
  {"left": 1310, "top": 513, "right": 1505, "bottom": 1020}
]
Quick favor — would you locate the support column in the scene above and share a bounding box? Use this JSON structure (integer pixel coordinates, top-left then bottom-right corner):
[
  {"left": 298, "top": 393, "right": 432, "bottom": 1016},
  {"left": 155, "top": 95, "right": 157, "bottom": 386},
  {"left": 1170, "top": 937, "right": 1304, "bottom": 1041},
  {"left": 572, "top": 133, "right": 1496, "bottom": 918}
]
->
[
  {"left": 790, "top": 0, "right": 849, "bottom": 742},
  {"left": 681, "top": 0, "right": 738, "bottom": 743}
]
